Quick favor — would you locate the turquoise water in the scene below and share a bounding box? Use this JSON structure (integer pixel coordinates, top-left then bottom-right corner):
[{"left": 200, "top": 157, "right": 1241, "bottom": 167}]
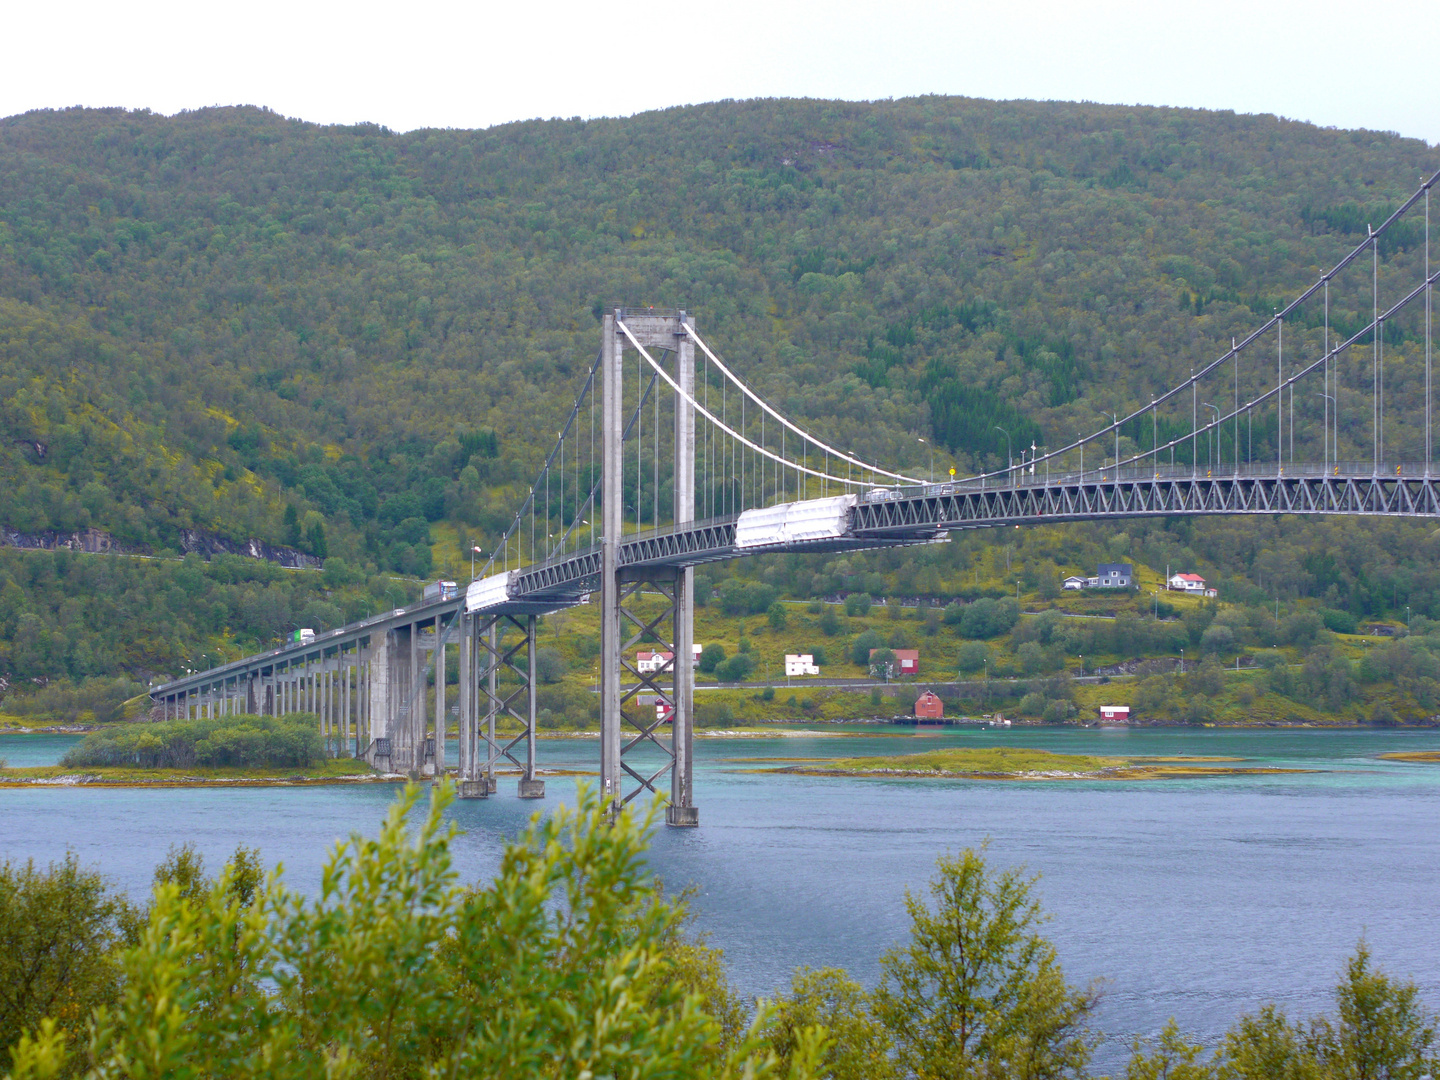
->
[
  {"left": 0, "top": 733, "right": 86, "bottom": 767},
  {"left": 4, "top": 725, "right": 1440, "bottom": 1067}
]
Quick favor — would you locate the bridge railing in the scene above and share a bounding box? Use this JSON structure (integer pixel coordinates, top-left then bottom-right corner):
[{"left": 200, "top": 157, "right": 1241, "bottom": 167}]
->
[
  {"left": 864, "top": 461, "right": 1440, "bottom": 501},
  {"left": 516, "top": 511, "right": 745, "bottom": 581}
]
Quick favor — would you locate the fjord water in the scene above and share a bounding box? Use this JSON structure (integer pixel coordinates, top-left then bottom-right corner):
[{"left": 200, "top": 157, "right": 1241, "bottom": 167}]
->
[{"left": 4, "top": 726, "right": 1439, "bottom": 1067}]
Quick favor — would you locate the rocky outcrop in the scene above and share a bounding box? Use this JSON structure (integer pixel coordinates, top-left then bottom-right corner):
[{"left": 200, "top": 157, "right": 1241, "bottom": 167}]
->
[{"left": 0, "top": 526, "right": 318, "bottom": 569}]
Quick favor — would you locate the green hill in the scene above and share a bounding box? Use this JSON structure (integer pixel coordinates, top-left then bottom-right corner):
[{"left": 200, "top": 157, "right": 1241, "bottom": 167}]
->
[{"left": 1, "top": 97, "right": 1438, "bottom": 713}]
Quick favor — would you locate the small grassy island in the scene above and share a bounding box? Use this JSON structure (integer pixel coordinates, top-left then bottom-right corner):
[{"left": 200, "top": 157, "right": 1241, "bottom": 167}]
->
[
  {"left": 780, "top": 746, "right": 1307, "bottom": 780},
  {"left": 0, "top": 713, "right": 394, "bottom": 787}
]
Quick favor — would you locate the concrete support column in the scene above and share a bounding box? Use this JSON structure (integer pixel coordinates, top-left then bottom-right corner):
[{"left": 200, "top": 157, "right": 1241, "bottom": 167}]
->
[
  {"left": 405, "top": 623, "right": 418, "bottom": 775},
  {"left": 343, "top": 654, "right": 352, "bottom": 757},
  {"left": 485, "top": 620, "right": 498, "bottom": 792},
  {"left": 599, "top": 312, "right": 624, "bottom": 814},
  {"left": 519, "top": 615, "right": 544, "bottom": 798},
  {"left": 434, "top": 617, "right": 446, "bottom": 776},
  {"left": 458, "top": 614, "right": 489, "bottom": 799},
  {"left": 367, "top": 631, "right": 394, "bottom": 772},
  {"left": 669, "top": 312, "right": 698, "bottom": 826},
  {"left": 458, "top": 614, "right": 471, "bottom": 780},
  {"left": 355, "top": 652, "right": 365, "bottom": 753}
]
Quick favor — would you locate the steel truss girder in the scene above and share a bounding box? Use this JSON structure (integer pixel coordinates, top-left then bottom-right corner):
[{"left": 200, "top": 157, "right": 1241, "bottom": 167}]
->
[
  {"left": 463, "top": 612, "right": 541, "bottom": 796},
  {"left": 848, "top": 473, "right": 1440, "bottom": 534},
  {"left": 615, "top": 576, "right": 680, "bottom": 806}
]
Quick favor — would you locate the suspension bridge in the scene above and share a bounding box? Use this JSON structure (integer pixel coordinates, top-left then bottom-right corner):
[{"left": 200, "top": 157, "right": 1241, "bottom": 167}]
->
[{"left": 151, "top": 167, "right": 1440, "bottom": 825}]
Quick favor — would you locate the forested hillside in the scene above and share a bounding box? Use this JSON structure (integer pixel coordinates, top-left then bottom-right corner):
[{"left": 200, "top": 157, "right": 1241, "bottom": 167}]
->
[{"left": 1, "top": 97, "right": 1438, "bottom": 697}]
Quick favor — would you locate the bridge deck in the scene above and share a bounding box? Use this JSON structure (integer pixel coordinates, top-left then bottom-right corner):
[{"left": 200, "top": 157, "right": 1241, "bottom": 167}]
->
[{"left": 151, "top": 465, "right": 1440, "bottom": 703}]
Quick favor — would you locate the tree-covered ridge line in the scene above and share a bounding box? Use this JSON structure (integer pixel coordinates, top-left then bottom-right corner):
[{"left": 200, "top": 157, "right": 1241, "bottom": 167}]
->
[
  {"left": 1, "top": 101, "right": 1433, "bottom": 562},
  {"left": 0, "top": 547, "right": 416, "bottom": 694},
  {"left": 1, "top": 97, "right": 1439, "bottom": 698}
]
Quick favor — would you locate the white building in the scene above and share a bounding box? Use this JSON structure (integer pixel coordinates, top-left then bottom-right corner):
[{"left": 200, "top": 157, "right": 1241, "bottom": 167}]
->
[
  {"left": 1062, "top": 575, "right": 1088, "bottom": 591},
  {"left": 1168, "top": 572, "right": 1207, "bottom": 593},
  {"left": 785, "top": 653, "right": 820, "bottom": 677},
  {"left": 636, "top": 650, "right": 674, "bottom": 674}
]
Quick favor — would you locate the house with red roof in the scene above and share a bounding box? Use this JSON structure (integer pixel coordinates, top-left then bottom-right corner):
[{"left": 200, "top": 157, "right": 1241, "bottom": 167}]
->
[{"left": 1167, "top": 572, "right": 1209, "bottom": 594}]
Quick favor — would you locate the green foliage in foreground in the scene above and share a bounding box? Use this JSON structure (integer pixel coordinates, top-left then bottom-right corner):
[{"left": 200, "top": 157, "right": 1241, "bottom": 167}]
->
[
  {"left": 60, "top": 713, "right": 322, "bottom": 770},
  {"left": 5, "top": 783, "right": 827, "bottom": 1079},
  {"left": 3, "top": 783, "right": 1438, "bottom": 1079},
  {"left": 1124, "top": 945, "right": 1440, "bottom": 1079}
]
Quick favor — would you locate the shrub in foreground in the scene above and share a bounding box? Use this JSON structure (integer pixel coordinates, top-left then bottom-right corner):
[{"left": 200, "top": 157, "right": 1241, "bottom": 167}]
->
[
  {"left": 7, "top": 783, "right": 825, "bottom": 1079},
  {"left": 4, "top": 786, "right": 1437, "bottom": 1080}
]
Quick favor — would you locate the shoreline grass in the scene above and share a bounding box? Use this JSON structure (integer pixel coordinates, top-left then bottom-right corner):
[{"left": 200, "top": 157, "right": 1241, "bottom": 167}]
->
[
  {"left": 780, "top": 745, "right": 1313, "bottom": 780},
  {"left": 0, "top": 758, "right": 380, "bottom": 787}
]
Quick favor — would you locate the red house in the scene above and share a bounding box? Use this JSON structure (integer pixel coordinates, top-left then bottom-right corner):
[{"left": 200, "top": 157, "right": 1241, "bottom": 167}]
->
[
  {"left": 870, "top": 648, "right": 920, "bottom": 675},
  {"left": 915, "top": 691, "right": 944, "bottom": 720}
]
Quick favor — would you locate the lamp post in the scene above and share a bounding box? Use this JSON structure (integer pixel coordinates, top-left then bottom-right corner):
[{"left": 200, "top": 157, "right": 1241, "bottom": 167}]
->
[
  {"left": 1180, "top": 647, "right": 1184, "bottom": 674},
  {"left": 918, "top": 437, "right": 933, "bottom": 483},
  {"left": 471, "top": 546, "right": 483, "bottom": 581}
]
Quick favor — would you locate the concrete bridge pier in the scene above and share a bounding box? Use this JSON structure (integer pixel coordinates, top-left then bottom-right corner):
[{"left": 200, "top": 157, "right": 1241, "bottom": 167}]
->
[{"left": 366, "top": 629, "right": 395, "bottom": 772}]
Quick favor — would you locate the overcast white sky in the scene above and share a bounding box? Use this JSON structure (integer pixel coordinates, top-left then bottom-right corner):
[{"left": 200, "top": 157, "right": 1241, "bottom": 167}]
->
[{"left": 2, "top": 0, "right": 1436, "bottom": 145}]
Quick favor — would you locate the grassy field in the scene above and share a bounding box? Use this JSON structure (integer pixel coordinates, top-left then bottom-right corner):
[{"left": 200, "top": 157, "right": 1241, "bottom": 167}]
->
[
  {"left": 782, "top": 745, "right": 1314, "bottom": 780},
  {"left": 792, "top": 746, "right": 1128, "bottom": 777}
]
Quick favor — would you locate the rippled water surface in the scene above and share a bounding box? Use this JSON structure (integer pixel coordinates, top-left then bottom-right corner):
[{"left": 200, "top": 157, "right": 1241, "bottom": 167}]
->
[{"left": 4, "top": 725, "right": 1439, "bottom": 1067}]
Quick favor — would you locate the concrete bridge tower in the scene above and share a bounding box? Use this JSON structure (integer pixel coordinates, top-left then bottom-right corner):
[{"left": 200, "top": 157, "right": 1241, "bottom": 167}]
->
[{"left": 599, "top": 309, "right": 698, "bottom": 825}]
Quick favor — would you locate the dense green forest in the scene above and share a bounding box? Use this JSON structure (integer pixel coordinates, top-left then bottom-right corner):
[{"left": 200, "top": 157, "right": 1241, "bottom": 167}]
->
[{"left": 1, "top": 97, "right": 1438, "bottom": 697}]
